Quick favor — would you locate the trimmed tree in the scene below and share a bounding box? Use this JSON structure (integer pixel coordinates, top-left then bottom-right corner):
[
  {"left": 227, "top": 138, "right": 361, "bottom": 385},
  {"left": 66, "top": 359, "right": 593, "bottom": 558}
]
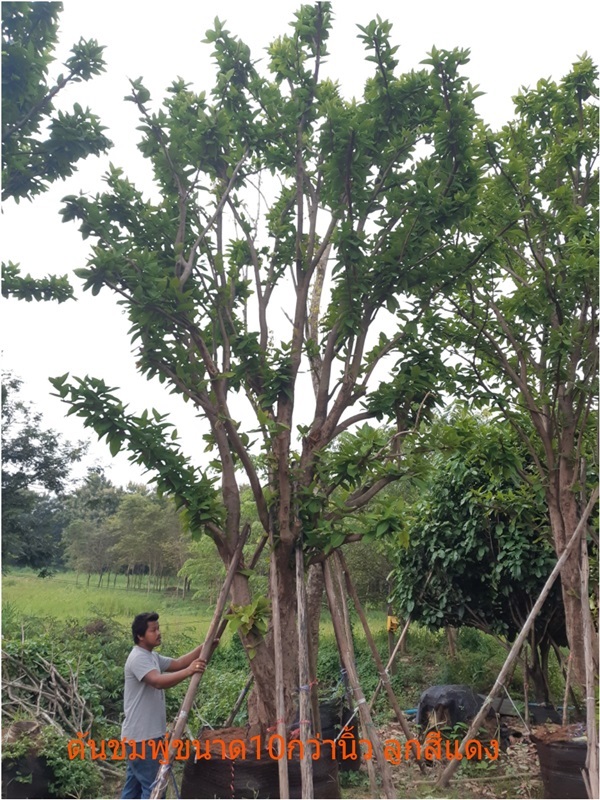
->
[
  {"left": 391, "top": 411, "right": 567, "bottom": 702},
  {"left": 438, "top": 57, "right": 598, "bottom": 687},
  {"left": 50, "top": 5, "right": 483, "bottom": 730}
]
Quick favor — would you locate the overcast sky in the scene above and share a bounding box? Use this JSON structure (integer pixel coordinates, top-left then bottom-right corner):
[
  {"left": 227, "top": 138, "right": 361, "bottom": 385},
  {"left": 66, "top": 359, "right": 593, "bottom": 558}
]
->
[{"left": 2, "top": 0, "right": 599, "bottom": 488}]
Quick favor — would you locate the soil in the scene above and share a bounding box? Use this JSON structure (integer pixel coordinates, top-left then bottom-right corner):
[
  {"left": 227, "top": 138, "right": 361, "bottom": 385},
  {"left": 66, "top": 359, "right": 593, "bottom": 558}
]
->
[
  {"left": 530, "top": 722, "right": 587, "bottom": 743},
  {"left": 341, "top": 720, "right": 544, "bottom": 799}
]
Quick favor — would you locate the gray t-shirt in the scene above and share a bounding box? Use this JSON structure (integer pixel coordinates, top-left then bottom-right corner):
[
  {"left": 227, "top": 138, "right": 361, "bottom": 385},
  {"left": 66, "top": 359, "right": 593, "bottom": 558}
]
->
[{"left": 121, "top": 646, "right": 173, "bottom": 742}]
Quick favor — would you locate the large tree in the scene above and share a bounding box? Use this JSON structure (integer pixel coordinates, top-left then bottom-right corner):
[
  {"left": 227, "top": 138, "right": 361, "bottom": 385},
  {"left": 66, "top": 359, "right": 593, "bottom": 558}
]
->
[
  {"left": 438, "top": 57, "right": 598, "bottom": 686},
  {"left": 1, "top": 374, "right": 85, "bottom": 565},
  {"left": 50, "top": 5, "right": 484, "bottom": 729}
]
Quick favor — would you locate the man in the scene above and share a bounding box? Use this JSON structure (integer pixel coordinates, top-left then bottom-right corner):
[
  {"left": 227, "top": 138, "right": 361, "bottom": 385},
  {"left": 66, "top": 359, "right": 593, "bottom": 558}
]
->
[{"left": 121, "top": 611, "right": 208, "bottom": 799}]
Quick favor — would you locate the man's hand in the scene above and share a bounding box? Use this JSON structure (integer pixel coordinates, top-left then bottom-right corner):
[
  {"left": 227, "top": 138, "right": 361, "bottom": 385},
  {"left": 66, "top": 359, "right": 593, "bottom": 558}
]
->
[{"left": 187, "top": 658, "right": 207, "bottom": 678}]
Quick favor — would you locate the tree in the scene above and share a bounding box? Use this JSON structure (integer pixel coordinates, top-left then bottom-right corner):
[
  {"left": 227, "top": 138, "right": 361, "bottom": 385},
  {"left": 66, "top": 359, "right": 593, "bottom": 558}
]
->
[
  {"left": 438, "top": 57, "right": 598, "bottom": 686},
  {"left": 2, "top": 374, "right": 85, "bottom": 565},
  {"left": 391, "top": 411, "right": 567, "bottom": 702},
  {"left": 50, "top": 5, "right": 484, "bottom": 729},
  {"left": 2, "top": 0, "right": 111, "bottom": 302}
]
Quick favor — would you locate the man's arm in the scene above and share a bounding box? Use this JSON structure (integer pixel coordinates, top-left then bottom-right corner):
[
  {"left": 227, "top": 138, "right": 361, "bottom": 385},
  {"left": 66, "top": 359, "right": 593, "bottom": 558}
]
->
[
  {"left": 142, "top": 659, "right": 205, "bottom": 690},
  {"left": 166, "top": 638, "right": 219, "bottom": 672},
  {"left": 166, "top": 644, "right": 203, "bottom": 673}
]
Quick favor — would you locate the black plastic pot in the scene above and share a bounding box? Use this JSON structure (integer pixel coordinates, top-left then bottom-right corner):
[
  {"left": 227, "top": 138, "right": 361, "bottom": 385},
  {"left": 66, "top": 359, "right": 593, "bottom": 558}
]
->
[
  {"left": 180, "top": 728, "right": 340, "bottom": 799},
  {"left": 531, "top": 728, "right": 587, "bottom": 799}
]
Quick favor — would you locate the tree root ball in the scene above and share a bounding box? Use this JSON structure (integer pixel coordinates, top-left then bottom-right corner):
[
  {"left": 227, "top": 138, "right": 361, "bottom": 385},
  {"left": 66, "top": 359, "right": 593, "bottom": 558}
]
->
[{"left": 180, "top": 727, "right": 341, "bottom": 799}]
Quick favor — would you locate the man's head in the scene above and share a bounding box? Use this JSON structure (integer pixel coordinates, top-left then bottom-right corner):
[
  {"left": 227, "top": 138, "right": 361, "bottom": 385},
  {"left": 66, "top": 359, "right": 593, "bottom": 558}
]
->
[{"left": 132, "top": 612, "right": 161, "bottom": 650}]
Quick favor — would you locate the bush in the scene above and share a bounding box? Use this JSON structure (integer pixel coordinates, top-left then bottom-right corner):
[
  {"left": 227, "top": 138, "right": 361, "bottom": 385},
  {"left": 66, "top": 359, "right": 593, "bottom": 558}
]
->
[{"left": 2, "top": 726, "right": 102, "bottom": 799}]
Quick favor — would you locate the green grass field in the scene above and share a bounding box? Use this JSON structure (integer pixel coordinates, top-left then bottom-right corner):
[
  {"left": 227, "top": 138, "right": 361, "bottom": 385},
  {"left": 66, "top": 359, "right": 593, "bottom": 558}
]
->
[
  {"left": 2, "top": 569, "right": 218, "bottom": 642},
  {"left": 2, "top": 568, "right": 389, "bottom": 644}
]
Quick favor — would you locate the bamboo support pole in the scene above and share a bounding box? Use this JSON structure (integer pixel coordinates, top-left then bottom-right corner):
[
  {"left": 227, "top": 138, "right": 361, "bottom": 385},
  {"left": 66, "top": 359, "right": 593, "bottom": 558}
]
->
[
  {"left": 368, "top": 571, "right": 433, "bottom": 711},
  {"left": 269, "top": 534, "right": 290, "bottom": 800},
  {"left": 296, "top": 544, "right": 314, "bottom": 799},
  {"left": 581, "top": 527, "right": 599, "bottom": 800},
  {"left": 224, "top": 673, "right": 254, "bottom": 728},
  {"left": 337, "top": 551, "right": 426, "bottom": 774},
  {"left": 323, "top": 559, "right": 396, "bottom": 800},
  {"left": 369, "top": 613, "right": 411, "bottom": 711},
  {"left": 331, "top": 555, "right": 380, "bottom": 798},
  {"left": 561, "top": 654, "right": 572, "bottom": 726},
  {"left": 436, "top": 487, "right": 599, "bottom": 790},
  {"left": 150, "top": 524, "right": 250, "bottom": 799}
]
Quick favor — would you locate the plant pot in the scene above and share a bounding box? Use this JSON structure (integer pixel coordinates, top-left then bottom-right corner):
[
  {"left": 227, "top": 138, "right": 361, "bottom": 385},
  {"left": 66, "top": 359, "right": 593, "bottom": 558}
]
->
[
  {"left": 180, "top": 727, "right": 341, "bottom": 799},
  {"left": 530, "top": 724, "right": 588, "bottom": 800}
]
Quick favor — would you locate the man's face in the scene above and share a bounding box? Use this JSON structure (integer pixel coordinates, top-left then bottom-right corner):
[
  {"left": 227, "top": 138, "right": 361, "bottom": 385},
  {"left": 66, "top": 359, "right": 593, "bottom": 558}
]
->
[{"left": 138, "top": 620, "right": 162, "bottom": 650}]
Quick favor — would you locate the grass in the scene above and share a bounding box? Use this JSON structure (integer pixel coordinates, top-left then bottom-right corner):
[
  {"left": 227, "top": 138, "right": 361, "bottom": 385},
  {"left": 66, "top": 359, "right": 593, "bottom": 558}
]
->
[{"left": 2, "top": 568, "right": 217, "bottom": 643}]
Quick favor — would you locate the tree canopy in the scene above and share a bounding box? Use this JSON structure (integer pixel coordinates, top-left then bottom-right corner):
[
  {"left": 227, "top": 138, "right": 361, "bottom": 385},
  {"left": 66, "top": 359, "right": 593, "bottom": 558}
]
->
[
  {"left": 391, "top": 411, "right": 567, "bottom": 700},
  {"left": 1, "top": 374, "right": 85, "bottom": 565},
  {"left": 433, "top": 56, "right": 599, "bottom": 685},
  {"left": 1, "top": 1, "right": 110, "bottom": 202}
]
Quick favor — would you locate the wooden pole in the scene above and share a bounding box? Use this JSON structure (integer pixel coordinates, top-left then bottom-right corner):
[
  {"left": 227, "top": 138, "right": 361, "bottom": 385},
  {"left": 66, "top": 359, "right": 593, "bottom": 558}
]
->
[
  {"left": 269, "top": 532, "right": 290, "bottom": 800},
  {"left": 436, "top": 487, "right": 599, "bottom": 790},
  {"left": 224, "top": 674, "right": 254, "bottom": 728},
  {"left": 150, "top": 524, "right": 250, "bottom": 799},
  {"left": 337, "top": 551, "right": 426, "bottom": 774},
  {"left": 369, "top": 571, "right": 433, "bottom": 710},
  {"left": 323, "top": 559, "right": 396, "bottom": 800},
  {"left": 369, "top": 614, "right": 411, "bottom": 711},
  {"left": 331, "top": 555, "right": 382, "bottom": 798},
  {"left": 296, "top": 544, "right": 314, "bottom": 799},
  {"left": 580, "top": 526, "right": 599, "bottom": 800}
]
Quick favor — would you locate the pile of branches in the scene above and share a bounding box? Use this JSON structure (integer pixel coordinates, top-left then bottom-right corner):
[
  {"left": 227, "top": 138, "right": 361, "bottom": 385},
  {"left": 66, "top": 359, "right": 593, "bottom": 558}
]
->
[{"left": 2, "top": 649, "right": 94, "bottom": 736}]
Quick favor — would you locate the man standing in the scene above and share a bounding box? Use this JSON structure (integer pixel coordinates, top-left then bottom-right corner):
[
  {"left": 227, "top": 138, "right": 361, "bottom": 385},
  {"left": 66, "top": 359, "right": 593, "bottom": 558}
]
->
[{"left": 121, "top": 611, "right": 208, "bottom": 799}]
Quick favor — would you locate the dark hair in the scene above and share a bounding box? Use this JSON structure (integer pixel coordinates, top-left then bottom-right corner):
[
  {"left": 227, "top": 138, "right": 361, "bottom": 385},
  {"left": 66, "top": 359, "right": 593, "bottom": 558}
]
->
[{"left": 132, "top": 612, "right": 159, "bottom": 644}]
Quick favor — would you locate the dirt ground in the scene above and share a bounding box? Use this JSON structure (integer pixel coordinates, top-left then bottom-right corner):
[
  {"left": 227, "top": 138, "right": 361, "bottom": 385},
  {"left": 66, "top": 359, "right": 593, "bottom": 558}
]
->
[{"left": 341, "top": 720, "right": 543, "bottom": 799}]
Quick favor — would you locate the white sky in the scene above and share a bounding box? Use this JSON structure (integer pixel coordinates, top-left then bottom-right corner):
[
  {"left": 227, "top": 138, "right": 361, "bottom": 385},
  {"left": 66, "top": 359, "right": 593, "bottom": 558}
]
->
[{"left": 2, "top": 0, "right": 599, "bottom": 488}]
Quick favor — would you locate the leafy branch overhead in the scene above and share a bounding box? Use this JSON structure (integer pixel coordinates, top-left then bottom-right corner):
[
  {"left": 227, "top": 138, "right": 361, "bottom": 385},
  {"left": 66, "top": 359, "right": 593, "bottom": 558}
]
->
[
  {"left": 1, "top": 2, "right": 111, "bottom": 304},
  {"left": 2, "top": 1, "right": 111, "bottom": 202}
]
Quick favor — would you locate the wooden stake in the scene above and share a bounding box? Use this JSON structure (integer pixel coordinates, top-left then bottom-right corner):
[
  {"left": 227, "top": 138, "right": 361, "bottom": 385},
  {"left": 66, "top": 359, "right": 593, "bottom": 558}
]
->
[
  {"left": 269, "top": 532, "right": 290, "bottom": 800},
  {"left": 337, "top": 551, "right": 426, "bottom": 774},
  {"left": 580, "top": 525, "right": 599, "bottom": 800},
  {"left": 296, "top": 544, "right": 314, "bottom": 799},
  {"left": 150, "top": 524, "right": 250, "bottom": 799},
  {"left": 561, "top": 654, "right": 572, "bottom": 727},
  {"left": 323, "top": 559, "right": 396, "bottom": 800},
  {"left": 436, "top": 487, "right": 598, "bottom": 790},
  {"left": 331, "top": 555, "right": 380, "bottom": 798},
  {"left": 224, "top": 673, "right": 254, "bottom": 728}
]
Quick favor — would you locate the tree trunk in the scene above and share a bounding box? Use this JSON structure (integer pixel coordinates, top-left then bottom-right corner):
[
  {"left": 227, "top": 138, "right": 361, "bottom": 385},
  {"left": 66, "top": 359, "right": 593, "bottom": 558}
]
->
[
  {"left": 238, "top": 543, "right": 300, "bottom": 733},
  {"left": 548, "top": 486, "right": 588, "bottom": 688},
  {"left": 446, "top": 626, "right": 458, "bottom": 658},
  {"left": 528, "top": 635, "right": 551, "bottom": 703}
]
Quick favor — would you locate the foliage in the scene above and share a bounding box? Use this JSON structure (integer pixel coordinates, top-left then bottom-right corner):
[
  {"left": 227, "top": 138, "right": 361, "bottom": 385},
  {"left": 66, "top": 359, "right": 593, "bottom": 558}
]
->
[
  {"left": 1, "top": 1, "right": 110, "bottom": 202},
  {"left": 390, "top": 412, "right": 564, "bottom": 638},
  {"left": 42, "top": 727, "right": 103, "bottom": 799},
  {"left": 1, "top": 374, "right": 85, "bottom": 566},
  {"left": 2, "top": 2, "right": 111, "bottom": 306},
  {"left": 390, "top": 411, "right": 567, "bottom": 700},
  {"left": 434, "top": 56, "right": 599, "bottom": 683},
  {"left": 1, "top": 725, "right": 103, "bottom": 799},
  {"left": 225, "top": 596, "right": 271, "bottom": 659}
]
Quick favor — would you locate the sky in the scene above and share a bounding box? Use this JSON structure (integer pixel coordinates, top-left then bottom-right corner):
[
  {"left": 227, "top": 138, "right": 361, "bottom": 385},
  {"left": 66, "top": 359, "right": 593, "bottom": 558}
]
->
[{"left": 2, "top": 0, "right": 599, "bottom": 488}]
